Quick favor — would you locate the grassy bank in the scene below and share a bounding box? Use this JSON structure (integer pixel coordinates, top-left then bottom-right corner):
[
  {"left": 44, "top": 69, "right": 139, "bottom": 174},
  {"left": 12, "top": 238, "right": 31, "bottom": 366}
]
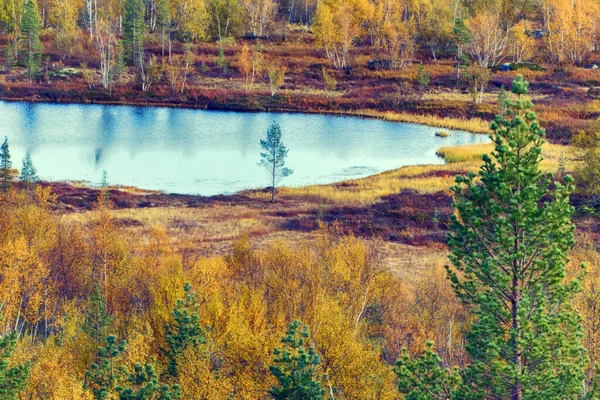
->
[{"left": 247, "top": 141, "right": 568, "bottom": 206}]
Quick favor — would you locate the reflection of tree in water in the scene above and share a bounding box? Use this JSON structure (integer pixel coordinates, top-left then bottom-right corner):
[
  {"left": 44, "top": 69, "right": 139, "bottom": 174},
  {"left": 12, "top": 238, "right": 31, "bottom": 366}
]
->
[
  {"left": 22, "top": 102, "right": 40, "bottom": 154},
  {"left": 93, "top": 106, "right": 117, "bottom": 167}
]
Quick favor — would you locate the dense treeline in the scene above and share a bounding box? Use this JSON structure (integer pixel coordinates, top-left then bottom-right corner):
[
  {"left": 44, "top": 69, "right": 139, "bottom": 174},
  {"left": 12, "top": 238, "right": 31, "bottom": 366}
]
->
[{"left": 2, "top": 0, "right": 600, "bottom": 93}]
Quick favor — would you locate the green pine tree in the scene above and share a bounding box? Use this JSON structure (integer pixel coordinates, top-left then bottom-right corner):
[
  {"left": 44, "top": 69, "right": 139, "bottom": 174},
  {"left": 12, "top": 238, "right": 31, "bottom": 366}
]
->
[
  {"left": 395, "top": 341, "right": 461, "bottom": 400},
  {"left": 0, "top": 136, "right": 12, "bottom": 193},
  {"left": 452, "top": 18, "right": 471, "bottom": 85},
  {"left": 417, "top": 63, "right": 430, "bottom": 93},
  {"left": 123, "top": 0, "right": 145, "bottom": 65},
  {"left": 86, "top": 335, "right": 127, "bottom": 400},
  {"left": 156, "top": 0, "right": 170, "bottom": 57},
  {"left": 20, "top": 151, "right": 38, "bottom": 188},
  {"left": 397, "top": 75, "right": 593, "bottom": 400},
  {"left": 0, "top": 331, "right": 30, "bottom": 399},
  {"left": 4, "top": 44, "right": 15, "bottom": 72},
  {"left": 162, "top": 283, "right": 205, "bottom": 379},
  {"left": 118, "top": 363, "right": 182, "bottom": 400},
  {"left": 268, "top": 320, "right": 326, "bottom": 400},
  {"left": 258, "top": 121, "right": 293, "bottom": 203},
  {"left": 497, "top": 85, "right": 509, "bottom": 115},
  {"left": 84, "top": 284, "right": 113, "bottom": 344},
  {"left": 217, "top": 41, "right": 227, "bottom": 73},
  {"left": 20, "top": 0, "right": 42, "bottom": 82}
]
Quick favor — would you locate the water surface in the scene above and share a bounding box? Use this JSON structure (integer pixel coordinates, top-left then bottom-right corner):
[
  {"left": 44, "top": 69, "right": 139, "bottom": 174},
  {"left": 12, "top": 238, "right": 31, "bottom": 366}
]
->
[{"left": 0, "top": 101, "right": 490, "bottom": 195}]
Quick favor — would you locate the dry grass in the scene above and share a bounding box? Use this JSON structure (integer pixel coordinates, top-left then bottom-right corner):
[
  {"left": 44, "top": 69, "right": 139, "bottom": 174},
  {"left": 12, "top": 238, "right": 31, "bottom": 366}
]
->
[
  {"left": 436, "top": 141, "right": 566, "bottom": 171},
  {"left": 347, "top": 110, "right": 491, "bottom": 133},
  {"left": 247, "top": 140, "right": 570, "bottom": 206},
  {"left": 247, "top": 162, "right": 470, "bottom": 205}
]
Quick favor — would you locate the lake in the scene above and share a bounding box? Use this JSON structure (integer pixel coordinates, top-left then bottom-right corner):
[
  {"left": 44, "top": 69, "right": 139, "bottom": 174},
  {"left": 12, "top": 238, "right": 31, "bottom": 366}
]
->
[{"left": 0, "top": 101, "right": 490, "bottom": 195}]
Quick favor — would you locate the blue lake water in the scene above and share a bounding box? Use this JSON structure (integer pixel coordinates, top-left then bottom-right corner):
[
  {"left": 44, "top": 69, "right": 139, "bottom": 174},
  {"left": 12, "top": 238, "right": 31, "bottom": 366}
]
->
[{"left": 0, "top": 101, "right": 490, "bottom": 195}]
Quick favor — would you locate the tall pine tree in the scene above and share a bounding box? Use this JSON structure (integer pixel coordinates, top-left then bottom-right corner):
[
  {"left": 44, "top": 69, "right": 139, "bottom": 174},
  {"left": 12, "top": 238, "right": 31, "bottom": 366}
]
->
[
  {"left": 0, "top": 137, "right": 12, "bottom": 193},
  {"left": 156, "top": 0, "right": 170, "bottom": 57},
  {"left": 123, "top": 0, "right": 145, "bottom": 65},
  {"left": 21, "top": 0, "right": 42, "bottom": 82},
  {"left": 397, "top": 75, "right": 592, "bottom": 399},
  {"left": 268, "top": 320, "right": 326, "bottom": 400}
]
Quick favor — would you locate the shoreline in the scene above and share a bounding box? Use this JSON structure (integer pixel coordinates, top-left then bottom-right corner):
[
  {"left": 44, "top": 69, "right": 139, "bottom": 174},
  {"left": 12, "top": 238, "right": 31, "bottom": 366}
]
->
[{"left": 0, "top": 92, "right": 491, "bottom": 134}]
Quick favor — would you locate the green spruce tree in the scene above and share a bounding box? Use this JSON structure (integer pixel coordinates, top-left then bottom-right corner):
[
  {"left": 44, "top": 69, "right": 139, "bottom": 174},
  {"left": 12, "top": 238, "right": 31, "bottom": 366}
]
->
[
  {"left": 123, "top": 0, "right": 145, "bottom": 65},
  {"left": 20, "top": 0, "right": 42, "bottom": 82},
  {"left": 20, "top": 151, "right": 38, "bottom": 188},
  {"left": 0, "top": 331, "right": 30, "bottom": 399},
  {"left": 268, "top": 320, "right": 326, "bottom": 400},
  {"left": 497, "top": 85, "right": 509, "bottom": 115},
  {"left": 0, "top": 137, "right": 12, "bottom": 193},
  {"left": 395, "top": 341, "right": 461, "bottom": 400},
  {"left": 417, "top": 63, "right": 430, "bottom": 94},
  {"left": 156, "top": 0, "right": 170, "bottom": 57},
  {"left": 258, "top": 121, "right": 293, "bottom": 203},
  {"left": 119, "top": 363, "right": 182, "bottom": 400},
  {"left": 86, "top": 335, "right": 127, "bottom": 400},
  {"left": 397, "top": 75, "right": 592, "bottom": 400},
  {"left": 84, "top": 284, "right": 113, "bottom": 344},
  {"left": 452, "top": 18, "right": 471, "bottom": 85},
  {"left": 4, "top": 44, "right": 15, "bottom": 72},
  {"left": 162, "top": 283, "right": 205, "bottom": 379}
]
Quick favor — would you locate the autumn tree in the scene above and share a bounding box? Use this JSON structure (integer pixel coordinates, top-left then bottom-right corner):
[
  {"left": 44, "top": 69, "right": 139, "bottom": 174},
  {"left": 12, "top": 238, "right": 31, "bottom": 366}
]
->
[
  {"left": 94, "top": 19, "right": 120, "bottom": 92},
  {"left": 542, "top": 0, "right": 599, "bottom": 65},
  {"left": 266, "top": 61, "right": 286, "bottom": 96},
  {"left": 240, "top": 0, "right": 276, "bottom": 37},
  {"left": 508, "top": 20, "right": 534, "bottom": 62},
  {"left": 171, "top": 0, "right": 209, "bottom": 41},
  {"left": 21, "top": 0, "right": 41, "bottom": 82},
  {"left": 0, "top": 331, "right": 30, "bottom": 399},
  {"left": 417, "top": 0, "right": 454, "bottom": 61},
  {"left": 269, "top": 320, "right": 326, "bottom": 399},
  {"left": 461, "top": 12, "right": 506, "bottom": 103},
  {"left": 465, "top": 12, "right": 506, "bottom": 68},
  {"left": 379, "top": 13, "right": 415, "bottom": 68},
  {"left": 238, "top": 42, "right": 263, "bottom": 92},
  {"left": 0, "top": 0, "right": 26, "bottom": 69},
  {"left": 207, "top": 0, "right": 243, "bottom": 40},
  {"left": 258, "top": 121, "right": 292, "bottom": 202},
  {"left": 49, "top": 0, "right": 81, "bottom": 62},
  {"left": 465, "top": 64, "right": 490, "bottom": 104},
  {"left": 570, "top": 129, "right": 600, "bottom": 206},
  {"left": 0, "top": 137, "right": 11, "bottom": 193},
  {"left": 313, "top": 0, "right": 359, "bottom": 69},
  {"left": 322, "top": 67, "right": 336, "bottom": 98}
]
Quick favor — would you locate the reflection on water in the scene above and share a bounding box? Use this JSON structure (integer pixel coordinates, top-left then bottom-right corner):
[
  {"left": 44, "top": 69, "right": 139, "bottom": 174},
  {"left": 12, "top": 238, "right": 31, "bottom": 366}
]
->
[{"left": 0, "top": 101, "right": 490, "bottom": 195}]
